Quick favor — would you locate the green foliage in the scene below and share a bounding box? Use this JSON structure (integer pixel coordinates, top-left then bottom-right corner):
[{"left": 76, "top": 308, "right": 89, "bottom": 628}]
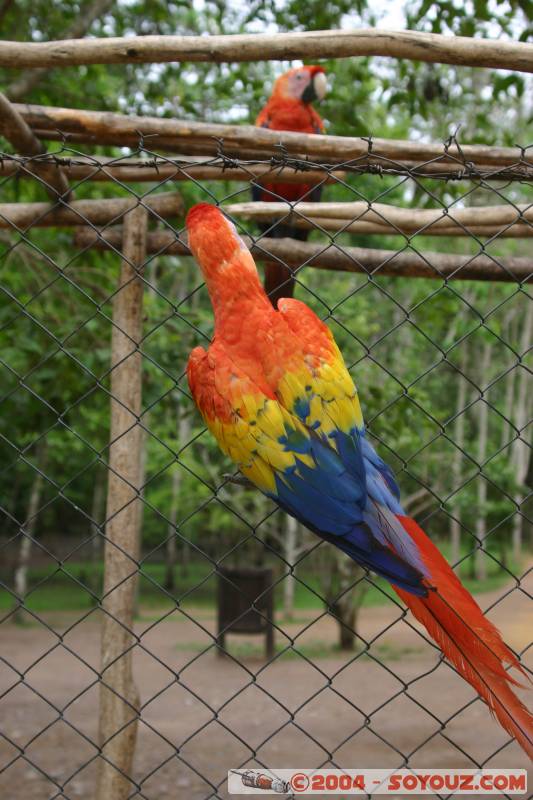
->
[
  {"left": 0, "top": 548, "right": 518, "bottom": 614},
  {"left": 398, "top": 0, "right": 532, "bottom": 142},
  {"left": 0, "top": 1, "right": 531, "bottom": 596}
]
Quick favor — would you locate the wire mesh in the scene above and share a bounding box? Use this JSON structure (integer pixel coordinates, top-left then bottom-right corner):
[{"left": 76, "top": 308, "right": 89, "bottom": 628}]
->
[{"left": 0, "top": 137, "right": 531, "bottom": 800}]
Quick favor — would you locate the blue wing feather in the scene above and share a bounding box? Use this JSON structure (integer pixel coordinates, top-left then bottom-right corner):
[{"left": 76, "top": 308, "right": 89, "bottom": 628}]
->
[
  {"left": 193, "top": 335, "right": 427, "bottom": 595},
  {"left": 269, "top": 428, "right": 427, "bottom": 594},
  {"left": 361, "top": 436, "right": 402, "bottom": 503}
]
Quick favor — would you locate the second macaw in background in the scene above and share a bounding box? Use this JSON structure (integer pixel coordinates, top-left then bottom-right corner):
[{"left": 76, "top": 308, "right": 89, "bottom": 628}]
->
[
  {"left": 186, "top": 202, "right": 533, "bottom": 759},
  {"left": 253, "top": 65, "right": 327, "bottom": 304}
]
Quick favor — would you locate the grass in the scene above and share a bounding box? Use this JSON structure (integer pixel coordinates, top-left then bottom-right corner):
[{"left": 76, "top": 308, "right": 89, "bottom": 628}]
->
[
  {"left": 173, "top": 638, "right": 425, "bottom": 662},
  {"left": 175, "top": 639, "right": 336, "bottom": 661},
  {"left": 0, "top": 546, "right": 521, "bottom": 617}
]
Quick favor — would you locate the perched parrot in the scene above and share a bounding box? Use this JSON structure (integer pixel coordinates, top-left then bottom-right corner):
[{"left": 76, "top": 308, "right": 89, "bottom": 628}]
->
[
  {"left": 186, "top": 202, "right": 533, "bottom": 758},
  {"left": 253, "top": 65, "right": 327, "bottom": 304}
]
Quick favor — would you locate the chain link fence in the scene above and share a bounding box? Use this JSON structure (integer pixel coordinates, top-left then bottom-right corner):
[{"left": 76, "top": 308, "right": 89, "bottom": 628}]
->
[{"left": 0, "top": 139, "right": 531, "bottom": 800}]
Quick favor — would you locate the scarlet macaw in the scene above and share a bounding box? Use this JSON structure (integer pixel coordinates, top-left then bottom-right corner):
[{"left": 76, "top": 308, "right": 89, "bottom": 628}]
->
[
  {"left": 186, "top": 203, "right": 533, "bottom": 758},
  {"left": 253, "top": 65, "right": 327, "bottom": 304}
]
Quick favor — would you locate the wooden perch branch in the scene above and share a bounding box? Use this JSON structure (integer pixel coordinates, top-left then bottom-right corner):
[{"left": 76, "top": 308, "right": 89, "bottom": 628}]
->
[
  {"left": 0, "top": 29, "right": 531, "bottom": 72},
  {"left": 227, "top": 200, "right": 533, "bottom": 227},
  {"left": 226, "top": 201, "right": 533, "bottom": 238},
  {"left": 0, "top": 153, "right": 530, "bottom": 182},
  {"left": 0, "top": 191, "right": 183, "bottom": 229},
  {"left": 14, "top": 103, "right": 529, "bottom": 169},
  {"left": 0, "top": 95, "right": 45, "bottom": 156},
  {"left": 73, "top": 227, "right": 532, "bottom": 284},
  {"left": 0, "top": 92, "right": 70, "bottom": 199},
  {"left": 3, "top": 152, "right": 529, "bottom": 182},
  {"left": 0, "top": 154, "right": 344, "bottom": 185},
  {"left": 297, "top": 218, "right": 532, "bottom": 237}
]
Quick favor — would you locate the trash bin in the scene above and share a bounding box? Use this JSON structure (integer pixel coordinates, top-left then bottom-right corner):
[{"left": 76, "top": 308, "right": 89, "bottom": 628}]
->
[{"left": 217, "top": 566, "right": 274, "bottom": 659}]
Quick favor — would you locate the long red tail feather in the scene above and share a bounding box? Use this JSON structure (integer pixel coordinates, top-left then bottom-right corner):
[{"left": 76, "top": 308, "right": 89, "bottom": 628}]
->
[{"left": 394, "top": 515, "right": 533, "bottom": 759}]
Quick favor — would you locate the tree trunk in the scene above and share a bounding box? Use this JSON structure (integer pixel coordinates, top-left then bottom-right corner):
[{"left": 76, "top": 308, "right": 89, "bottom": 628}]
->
[
  {"left": 524, "top": 448, "right": 533, "bottom": 551},
  {"left": 327, "top": 553, "right": 368, "bottom": 651},
  {"left": 89, "top": 473, "right": 105, "bottom": 601},
  {"left": 132, "top": 409, "right": 150, "bottom": 616},
  {"left": 450, "top": 348, "right": 468, "bottom": 568},
  {"left": 501, "top": 317, "right": 518, "bottom": 450},
  {"left": 13, "top": 439, "right": 47, "bottom": 624},
  {"left": 475, "top": 340, "right": 492, "bottom": 582},
  {"left": 96, "top": 206, "right": 147, "bottom": 800},
  {"left": 511, "top": 303, "right": 533, "bottom": 564},
  {"left": 283, "top": 515, "right": 299, "bottom": 621},
  {"left": 165, "top": 407, "right": 192, "bottom": 591},
  {"left": 173, "top": 258, "right": 196, "bottom": 579}
]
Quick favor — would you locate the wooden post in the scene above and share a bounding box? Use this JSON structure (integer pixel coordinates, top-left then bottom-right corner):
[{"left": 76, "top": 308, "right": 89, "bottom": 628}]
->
[{"left": 96, "top": 205, "right": 147, "bottom": 800}]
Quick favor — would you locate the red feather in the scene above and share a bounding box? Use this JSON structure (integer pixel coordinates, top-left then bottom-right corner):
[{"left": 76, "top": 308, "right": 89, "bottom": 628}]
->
[
  {"left": 186, "top": 202, "right": 533, "bottom": 758},
  {"left": 394, "top": 515, "right": 533, "bottom": 758},
  {"left": 255, "top": 66, "right": 325, "bottom": 203}
]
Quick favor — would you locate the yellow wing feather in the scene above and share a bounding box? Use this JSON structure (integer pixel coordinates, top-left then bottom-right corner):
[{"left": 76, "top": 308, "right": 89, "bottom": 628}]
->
[
  {"left": 275, "top": 299, "right": 364, "bottom": 438},
  {"left": 188, "top": 346, "right": 314, "bottom": 494}
]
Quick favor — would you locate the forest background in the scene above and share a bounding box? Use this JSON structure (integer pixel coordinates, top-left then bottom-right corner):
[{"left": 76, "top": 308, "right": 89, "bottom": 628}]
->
[{"left": 0, "top": 0, "right": 531, "bottom": 646}]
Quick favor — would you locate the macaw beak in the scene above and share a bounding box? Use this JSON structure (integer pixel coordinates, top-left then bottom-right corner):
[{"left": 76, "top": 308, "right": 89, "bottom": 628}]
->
[
  {"left": 313, "top": 71, "right": 328, "bottom": 101},
  {"left": 302, "top": 68, "right": 327, "bottom": 104}
]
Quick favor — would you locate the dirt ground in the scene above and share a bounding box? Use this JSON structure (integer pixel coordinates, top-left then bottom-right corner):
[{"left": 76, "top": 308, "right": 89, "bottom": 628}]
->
[{"left": 0, "top": 576, "right": 531, "bottom": 800}]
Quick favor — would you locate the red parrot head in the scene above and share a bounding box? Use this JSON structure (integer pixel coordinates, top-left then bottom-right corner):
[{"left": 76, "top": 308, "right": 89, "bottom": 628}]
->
[
  {"left": 186, "top": 203, "right": 268, "bottom": 313},
  {"left": 186, "top": 203, "right": 249, "bottom": 278},
  {"left": 271, "top": 65, "right": 327, "bottom": 104}
]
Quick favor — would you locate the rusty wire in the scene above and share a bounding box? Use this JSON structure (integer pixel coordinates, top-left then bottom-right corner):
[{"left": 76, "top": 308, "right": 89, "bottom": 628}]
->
[{"left": 0, "top": 138, "right": 531, "bottom": 800}]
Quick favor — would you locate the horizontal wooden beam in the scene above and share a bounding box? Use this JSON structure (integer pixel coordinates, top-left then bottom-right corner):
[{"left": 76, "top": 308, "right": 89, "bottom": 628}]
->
[
  {"left": 1, "top": 152, "right": 531, "bottom": 183},
  {"left": 14, "top": 104, "right": 530, "bottom": 170},
  {"left": 226, "top": 201, "right": 533, "bottom": 238},
  {"left": 0, "top": 154, "right": 343, "bottom": 185},
  {"left": 293, "top": 217, "right": 533, "bottom": 237},
  {"left": 0, "top": 29, "right": 531, "bottom": 72},
  {"left": 0, "top": 191, "right": 183, "bottom": 230},
  {"left": 73, "top": 227, "right": 532, "bottom": 284},
  {"left": 227, "top": 200, "right": 533, "bottom": 226}
]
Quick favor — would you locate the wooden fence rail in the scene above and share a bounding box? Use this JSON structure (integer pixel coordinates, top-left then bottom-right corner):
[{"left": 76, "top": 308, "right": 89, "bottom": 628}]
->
[
  {"left": 73, "top": 227, "right": 532, "bottom": 284},
  {"left": 0, "top": 155, "right": 344, "bottom": 185},
  {"left": 0, "top": 29, "right": 531, "bottom": 72},
  {"left": 0, "top": 192, "right": 183, "bottom": 229},
  {"left": 225, "top": 201, "right": 533, "bottom": 238},
  {"left": 13, "top": 104, "right": 530, "bottom": 169}
]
